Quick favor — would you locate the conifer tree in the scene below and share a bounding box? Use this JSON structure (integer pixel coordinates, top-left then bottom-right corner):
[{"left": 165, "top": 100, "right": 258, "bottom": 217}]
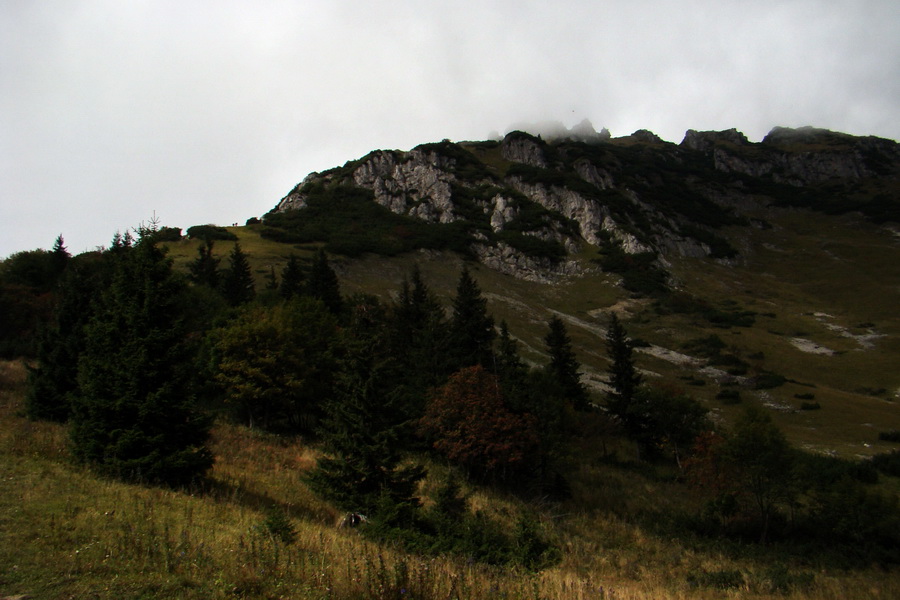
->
[
  {"left": 495, "top": 321, "right": 526, "bottom": 388},
  {"left": 69, "top": 232, "right": 213, "bottom": 486},
  {"left": 391, "top": 265, "right": 448, "bottom": 399},
  {"left": 25, "top": 264, "right": 98, "bottom": 422},
  {"left": 50, "top": 234, "right": 70, "bottom": 278},
  {"left": 221, "top": 242, "right": 255, "bottom": 306},
  {"left": 448, "top": 265, "right": 495, "bottom": 370},
  {"left": 264, "top": 265, "right": 279, "bottom": 291},
  {"left": 279, "top": 253, "right": 305, "bottom": 299},
  {"left": 306, "top": 249, "right": 342, "bottom": 315},
  {"left": 605, "top": 313, "right": 642, "bottom": 428},
  {"left": 306, "top": 296, "right": 423, "bottom": 525},
  {"left": 544, "top": 316, "right": 590, "bottom": 410},
  {"left": 188, "top": 239, "right": 220, "bottom": 289}
]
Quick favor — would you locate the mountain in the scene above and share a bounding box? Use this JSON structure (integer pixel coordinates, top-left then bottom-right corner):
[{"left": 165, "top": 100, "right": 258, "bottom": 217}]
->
[
  {"left": 250, "top": 124, "right": 900, "bottom": 457},
  {"left": 264, "top": 125, "right": 899, "bottom": 286}
]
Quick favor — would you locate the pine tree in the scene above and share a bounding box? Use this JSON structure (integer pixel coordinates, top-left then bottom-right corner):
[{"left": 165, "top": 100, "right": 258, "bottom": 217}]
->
[
  {"left": 391, "top": 266, "right": 448, "bottom": 401},
  {"left": 220, "top": 242, "right": 255, "bottom": 306},
  {"left": 25, "top": 264, "right": 99, "bottom": 422},
  {"left": 306, "top": 249, "right": 342, "bottom": 315},
  {"left": 279, "top": 254, "right": 305, "bottom": 299},
  {"left": 544, "top": 316, "right": 590, "bottom": 410},
  {"left": 50, "top": 234, "right": 70, "bottom": 278},
  {"left": 306, "top": 299, "right": 423, "bottom": 524},
  {"left": 188, "top": 239, "right": 220, "bottom": 289},
  {"left": 69, "top": 232, "right": 213, "bottom": 486},
  {"left": 495, "top": 321, "right": 526, "bottom": 386},
  {"left": 448, "top": 265, "right": 495, "bottom": 371},
  {"left": 605, "top": 313, "right": 642, "bottom": 429}
]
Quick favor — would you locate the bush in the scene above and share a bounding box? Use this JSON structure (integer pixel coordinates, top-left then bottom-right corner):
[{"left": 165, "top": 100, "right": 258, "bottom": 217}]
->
[
  {"left": 186, "top": 224, "right": 237, "bottom": 241},
  {"left": 716, "top": 389, "right": 742, "bottom": 404},
  {"left": 152, "top": 226, "right": 183, "bottom": 242},
  {"left": 879, "top": 430, "right": 900, "bottom": 442},
  {"left": 871, "top": 450, "right": 900, "bottom": 477},
  {"left": 687, "top": 569, "right": 744, "bottom": 590},
  {"left": 259, "top": 507, "right": 296, "bottom": 544},
  {"left": 753, "top": 372, "right": 787, "bottom": 390},
  {"left": 800, "top": 401, "right": 821, "bottom": 411}
]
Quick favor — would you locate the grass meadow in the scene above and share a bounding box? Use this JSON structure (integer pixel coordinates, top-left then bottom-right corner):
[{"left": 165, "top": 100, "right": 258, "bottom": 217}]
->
[{"left": 3, "top": 358, "right": 900, "bottom": 599}]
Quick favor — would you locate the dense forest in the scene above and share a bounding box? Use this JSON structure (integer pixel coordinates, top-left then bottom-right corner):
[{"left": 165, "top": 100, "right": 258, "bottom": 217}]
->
[{"left": 2, "top": 223, "right": 900, "bottom": 597}]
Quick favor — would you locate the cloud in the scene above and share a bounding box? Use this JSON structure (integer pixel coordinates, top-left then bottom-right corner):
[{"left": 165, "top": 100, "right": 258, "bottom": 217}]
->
[{"left": 2, "top": 0, "right": 898, "bottom": 257}]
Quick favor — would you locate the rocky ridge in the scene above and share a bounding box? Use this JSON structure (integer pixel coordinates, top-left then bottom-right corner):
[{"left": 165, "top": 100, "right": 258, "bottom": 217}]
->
[{"left": 269, "top": 125, "right": 899, "bottom": 282}]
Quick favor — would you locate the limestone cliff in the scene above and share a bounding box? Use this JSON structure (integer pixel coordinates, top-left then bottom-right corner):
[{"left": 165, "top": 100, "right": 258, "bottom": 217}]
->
[{"left": 267, "top": 126, "right": 899, "bottom": 283}]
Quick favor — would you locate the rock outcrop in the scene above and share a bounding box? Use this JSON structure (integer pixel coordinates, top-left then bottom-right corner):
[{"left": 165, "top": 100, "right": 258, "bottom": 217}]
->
[{"left": 270, "top": 126, "right": 899, "bottom": 281}]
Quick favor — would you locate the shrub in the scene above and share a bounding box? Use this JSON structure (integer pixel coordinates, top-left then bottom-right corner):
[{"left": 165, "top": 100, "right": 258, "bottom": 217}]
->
[
  {"left": 687, "top": 569, "right": 744, "bottom": 590},
  {"left": 716, "top": 389, "right": 742, "bottom": 404},
  {"left": 800, "top": 401, "right": 821, "bottom": 411},
  {"left": 879, "top": 430, "right": 900, "bottom": 443},
  {"left": 871, "top": 450, "right": 900, "bottom": 477},
  {"left": 186, "top": 224, "right": 237, "bottom": 241},
  {"left": 753, "top": 372, "right": 787, "bottom": 390},
  {"left": 259, "top": 507, "right": 296, "bottom": 544},
  {"left": 152, "top": 226, "right": 182, "bottom": 242}
]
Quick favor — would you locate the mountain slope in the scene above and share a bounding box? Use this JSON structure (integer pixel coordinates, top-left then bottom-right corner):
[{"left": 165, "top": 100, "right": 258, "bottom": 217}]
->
[
  {"left": 264, "top": 125, "right": 899, "bottom": 285},
  {"left": 181, "top": 125, "right": 900, "bottom": 457}
]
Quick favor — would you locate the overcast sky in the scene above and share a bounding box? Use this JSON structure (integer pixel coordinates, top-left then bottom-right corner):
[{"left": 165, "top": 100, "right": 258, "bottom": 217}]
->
[{"left": 2, "top": 0, "right": 898, "bottom": 258}]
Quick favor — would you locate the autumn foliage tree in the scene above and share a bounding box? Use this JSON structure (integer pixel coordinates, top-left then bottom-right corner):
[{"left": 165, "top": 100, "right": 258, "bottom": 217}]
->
[{"left": 420, "top": 365, "right": 539, "bottom": 482}]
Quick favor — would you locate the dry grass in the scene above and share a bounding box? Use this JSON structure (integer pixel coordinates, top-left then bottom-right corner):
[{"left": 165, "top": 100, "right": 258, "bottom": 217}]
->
[{"left": 3, "top": 358, "right": 900, "bottom": 599}]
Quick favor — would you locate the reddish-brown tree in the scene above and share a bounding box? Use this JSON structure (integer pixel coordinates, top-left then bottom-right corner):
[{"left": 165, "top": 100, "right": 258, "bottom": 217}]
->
[{"left": 420, "top": 365, "right": 539, "bottom": 480}]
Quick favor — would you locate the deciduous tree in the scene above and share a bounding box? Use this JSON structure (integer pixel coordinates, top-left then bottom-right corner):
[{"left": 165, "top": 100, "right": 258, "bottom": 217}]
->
[
  {"left": 212, "top": 297, "right": 338, "bottom": 432},
  {"left": 420, "top": 365, "right": 538, "bottom": 482}
]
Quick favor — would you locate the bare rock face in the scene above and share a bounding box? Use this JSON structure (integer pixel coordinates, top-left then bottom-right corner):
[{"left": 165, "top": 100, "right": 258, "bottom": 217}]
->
[
  {"left": 501, "top": 133, "right": 548, "bottom": 167},
  {"left": 689, "top": 126, "right": 900, "bottom": 186},
  {"left": 352, "top": 149, "right": 457, "bottom": 223},
  {"left": 681, "top": 128, "right": 750, "bottom": 152},
  {"left": 573, "top": 158, "right": 614, "bottom": 189},
  {"left": 472, "top": 241, "right": 590, "bottom": 283},
  {"left": 269, "top": 124, "right": 898, "bottom": 282}
]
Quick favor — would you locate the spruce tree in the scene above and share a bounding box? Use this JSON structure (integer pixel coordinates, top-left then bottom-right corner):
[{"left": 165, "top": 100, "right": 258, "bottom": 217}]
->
[
  {"left": 50, "top": 234, "right": 70, "bottom": 278},
  {"left": 221, "top": 242, "right": 255, "bottom": 306},
  {"left": 305, "top": 249, "right": 342, "bottom": 315},
  {"left": 391, "top": 266, "right": 448, "bottom": 401},
  {"left": 279, "top": 253, "right": 305, "bottom": 299},
  {"left": 25, "top": 264, "right": 99, "bottom": 422},
  {"left": 495, "top": 321, "right": 526, "bottom": 387},
  {"left": 69, "top": 232, "right": 213, "bottom": 486},
  {"left": 447, "top": 265, "right": 495, "bottom": 371},
  {"left": 605, "top": 313, "right": 643, "bottom": 434},
  {"left": 306, "top": 298, "right": 423, "bottom": 525},
  {"left": 544, "top": 316, "right": 590, "bottom": 411},
  {"left": 188, "top": 239, "right": 220, "bottom": 289}
]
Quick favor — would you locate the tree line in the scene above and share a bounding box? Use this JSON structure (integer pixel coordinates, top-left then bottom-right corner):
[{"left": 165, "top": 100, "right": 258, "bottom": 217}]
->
[{"left": 8, "top": 226, "right": 900, "bottom": 566}]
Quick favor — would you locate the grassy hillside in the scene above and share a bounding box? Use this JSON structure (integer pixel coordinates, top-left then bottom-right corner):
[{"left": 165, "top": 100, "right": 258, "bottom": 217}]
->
[
  {"left": 162, "top": 203, "right": 900, "bottom": 459},
  {"left": 4, "top": 358, "right": 900, "bottom": 600}
]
